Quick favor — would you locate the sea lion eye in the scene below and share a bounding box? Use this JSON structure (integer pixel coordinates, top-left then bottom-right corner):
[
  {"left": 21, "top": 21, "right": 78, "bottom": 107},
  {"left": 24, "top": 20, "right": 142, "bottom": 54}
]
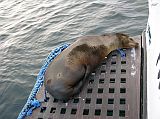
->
[{"left": 129, "top": 38, "right": 133, "bottom": 41}]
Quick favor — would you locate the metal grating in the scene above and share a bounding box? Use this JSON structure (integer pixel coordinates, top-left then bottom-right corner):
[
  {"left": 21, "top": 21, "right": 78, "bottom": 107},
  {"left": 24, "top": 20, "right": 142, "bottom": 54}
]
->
[{"left": 27, "top": 39, "right": 141, "bottom": 119}]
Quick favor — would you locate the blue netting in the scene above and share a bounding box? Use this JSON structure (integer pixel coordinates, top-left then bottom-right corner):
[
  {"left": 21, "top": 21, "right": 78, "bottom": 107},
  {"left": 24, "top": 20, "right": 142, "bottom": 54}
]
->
[{"left": 17, "top": 43, "right": 70, "bottom": 119}]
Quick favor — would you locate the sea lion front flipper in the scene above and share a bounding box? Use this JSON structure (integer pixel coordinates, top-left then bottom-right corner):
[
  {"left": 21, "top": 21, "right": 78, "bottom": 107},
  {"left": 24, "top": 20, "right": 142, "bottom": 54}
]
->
[{"left": 71, "top": 65, "right": 91, "bottom": 96}]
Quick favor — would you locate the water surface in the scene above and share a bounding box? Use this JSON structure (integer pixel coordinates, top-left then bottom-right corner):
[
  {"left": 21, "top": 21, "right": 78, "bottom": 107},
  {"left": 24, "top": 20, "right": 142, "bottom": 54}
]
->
[{"left": 0, "top": 0, "right": 148, "bottom": 118}]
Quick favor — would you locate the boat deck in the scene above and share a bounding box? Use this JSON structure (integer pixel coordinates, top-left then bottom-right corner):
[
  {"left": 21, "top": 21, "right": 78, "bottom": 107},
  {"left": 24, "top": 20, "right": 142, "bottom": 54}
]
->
[{"left": 27, "top": 38, "right": 141, "bottom": 119}]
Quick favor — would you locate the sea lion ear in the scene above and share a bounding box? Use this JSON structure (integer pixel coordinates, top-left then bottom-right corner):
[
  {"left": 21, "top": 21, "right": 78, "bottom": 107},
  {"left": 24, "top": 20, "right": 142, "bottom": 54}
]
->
[
  {"left": 116, "top": 33, "right": 130, "bottom": 47},
  {"left": 116, "top": 33, "right": 129, "bottom": 40}
]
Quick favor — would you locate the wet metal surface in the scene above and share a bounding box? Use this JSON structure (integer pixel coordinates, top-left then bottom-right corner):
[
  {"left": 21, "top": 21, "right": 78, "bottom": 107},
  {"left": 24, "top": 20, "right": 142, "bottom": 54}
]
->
[{"left": 27, "top": 39, "right": 141, "bottom": 119}]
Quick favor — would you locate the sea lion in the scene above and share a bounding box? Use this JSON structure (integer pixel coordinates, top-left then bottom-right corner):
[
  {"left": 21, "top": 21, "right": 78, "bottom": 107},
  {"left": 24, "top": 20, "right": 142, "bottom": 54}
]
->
[{"left": 44, "top": 33, "right": 138, "bottom": 101}]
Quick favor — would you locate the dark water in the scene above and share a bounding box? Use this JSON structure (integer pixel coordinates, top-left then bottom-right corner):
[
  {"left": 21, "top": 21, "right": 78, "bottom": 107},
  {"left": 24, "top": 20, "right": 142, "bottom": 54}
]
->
[{"left": 0, "top": 0, "right": 148, "bottom": 118}]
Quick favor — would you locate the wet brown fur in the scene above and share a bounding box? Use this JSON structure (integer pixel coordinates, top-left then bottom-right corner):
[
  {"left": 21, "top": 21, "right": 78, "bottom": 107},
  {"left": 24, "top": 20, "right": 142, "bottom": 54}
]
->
[{"left": 44, "top": 33, "right": 138, "bottom": 101}]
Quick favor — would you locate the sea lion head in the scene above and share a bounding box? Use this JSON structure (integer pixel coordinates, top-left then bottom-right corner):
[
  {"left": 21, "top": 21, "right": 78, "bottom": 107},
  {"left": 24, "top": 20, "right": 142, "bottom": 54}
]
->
[{"left": 116, "top": 33, "right": 139, "bottom": 48}]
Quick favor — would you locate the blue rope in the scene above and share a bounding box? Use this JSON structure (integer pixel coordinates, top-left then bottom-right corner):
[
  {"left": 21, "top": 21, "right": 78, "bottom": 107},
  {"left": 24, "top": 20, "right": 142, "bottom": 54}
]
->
[
  {"left": 117, "top": 49, "right": 126, "bottom": 58},
  {"left": 17, "top": 43, "right": 70, "bottom": 119},
  {"left": 17, "top": 43, "right": 125, "bottom": 119}
]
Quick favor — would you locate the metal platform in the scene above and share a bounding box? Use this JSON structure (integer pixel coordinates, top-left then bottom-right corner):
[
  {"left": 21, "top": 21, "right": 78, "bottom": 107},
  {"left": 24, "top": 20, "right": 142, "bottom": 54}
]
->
[{"left": 27, "top": 39, "right": 141, "bottom": 119}]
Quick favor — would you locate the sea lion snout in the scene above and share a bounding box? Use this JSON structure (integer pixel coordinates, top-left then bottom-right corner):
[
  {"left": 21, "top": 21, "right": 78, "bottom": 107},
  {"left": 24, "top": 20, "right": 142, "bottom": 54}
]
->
[
  {"left": 116, "top": 33, "right": 139, "bottom": 48},
  {"left": 126, "top": 38, "right": 139, "bottom": 48}
]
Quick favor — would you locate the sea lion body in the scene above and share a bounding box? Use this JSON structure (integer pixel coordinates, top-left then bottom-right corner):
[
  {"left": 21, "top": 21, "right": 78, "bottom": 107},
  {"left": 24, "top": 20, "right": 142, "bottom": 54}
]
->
[{"left": 44, "top": 33, "right": 138, "bottom": 101}]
